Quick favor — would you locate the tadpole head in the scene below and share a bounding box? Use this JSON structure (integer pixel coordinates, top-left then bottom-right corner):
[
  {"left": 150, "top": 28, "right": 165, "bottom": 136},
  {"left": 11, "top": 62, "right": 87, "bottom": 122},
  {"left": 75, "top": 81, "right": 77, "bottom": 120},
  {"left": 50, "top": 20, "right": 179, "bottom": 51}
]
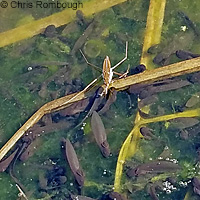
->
[
  {"left": 100, "top": 141, "right": 111, "bottom": 158},
  {"left": 74, "top": 169, "right": 85, "bottom": 187},
  {"left": 126, "top": 167, "right": 139, "bottom": 177}
]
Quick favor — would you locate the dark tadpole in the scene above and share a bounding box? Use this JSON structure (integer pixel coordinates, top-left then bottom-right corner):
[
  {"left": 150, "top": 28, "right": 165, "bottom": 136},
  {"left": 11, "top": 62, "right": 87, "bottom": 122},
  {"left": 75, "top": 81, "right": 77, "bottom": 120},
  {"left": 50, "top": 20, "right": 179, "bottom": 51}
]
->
[
  {"left": 63, "top": 138, "right": 84, "bottom": 187},
  {"left": 128, "top": 83, "right": 148, "bottom": 95},
  {"left": 178, "top": 11, "right": 200, "bottom": 37},
  {"left": 43, "top": 25, "right": 57, "bottom": 38},
  {"left": 153, "top": 31, "right": 195, "bottom": 66},
  {"left": 71, "top": 19, "right": 97, "bottom": 56},
  {"left": 59, "top": 98, "right": 90, "bottom": 117},
  {"left": 187, "top": 72, "right": 200, "bottom": 84},
  {"left": 9, "top": 143, "right": 28, "bottom": 194},
  {"left": 70, "top": 194, "right": 97, "bottom": 200},
  {"left": 22, "top": 119, "right": 73, "bottom": 144},
  {"left": 176, "top": 50, "right": 200, "bottom": 60},
  {"left": 169, "top": 117, "right": 199, "bottom": 130},
  {"left": 20, "top": 137, "right": 42, "bottom": 161},
  {"left": 101, "top": 192, "right": 126, "bottom": 200},
  {"left": 75, "top": 87, "right": 105, "bottom": 129},
  {"left": 147, "top": 184, "right": 159, "bottom": 200},
  {"left": 138, "top": 79, "right": 191, "bottom": 99},
  {"left": 76, "top": 10, "right": 89, "bottom": 26},
  {"left": 130, "top": 64, "right": 146, "bottom": 75},
  {"left": 98, "top": 88, "right": 117, "bottom": 115},
  {"left": 126, "top": 160, "right": 181, "bottom": 177},
  {"left": 140, "top": 127, "right": 155, "bottom": 140},
  {"left": 192, "top": 177, "right": 200, "bottom": 196},
  {"left": 138, "top": 95, "right": 158, "bottom": 109},
  {"left": 91, "top": 111, "right": 110, "bottom": 157},
  {"left": 185, "top": 92, "right": 200, "bottom": 108}
]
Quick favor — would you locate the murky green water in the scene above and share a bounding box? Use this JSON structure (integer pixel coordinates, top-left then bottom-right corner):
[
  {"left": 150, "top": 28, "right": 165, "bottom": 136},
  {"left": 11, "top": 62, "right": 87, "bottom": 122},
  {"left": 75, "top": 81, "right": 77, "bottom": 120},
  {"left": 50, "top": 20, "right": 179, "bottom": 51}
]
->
[{"left": 0, "top": 0, "right": 200, "bottom": 199}]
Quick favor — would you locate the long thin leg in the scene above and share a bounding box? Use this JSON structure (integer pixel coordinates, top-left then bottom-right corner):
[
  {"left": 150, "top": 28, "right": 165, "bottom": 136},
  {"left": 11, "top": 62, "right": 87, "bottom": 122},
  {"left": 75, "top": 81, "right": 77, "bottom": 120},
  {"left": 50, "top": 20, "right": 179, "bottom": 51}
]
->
[
  {"left": 61, "top": 76, "right": 101, "bottom": 109},
  {"left": 113, "top": 64, "right": 130, "bottom": 77},
  {"left": 113, "top": 71, "right": 123, "bottom": 76},
  {"left": 79, "top": 50, "right": 102, "bottom": 73},
  {"left": 119, "top": 64, "right": 130, "bottom": 78},
  {"left": 111, "top": 41, "right": 128, "bottom": 70}
]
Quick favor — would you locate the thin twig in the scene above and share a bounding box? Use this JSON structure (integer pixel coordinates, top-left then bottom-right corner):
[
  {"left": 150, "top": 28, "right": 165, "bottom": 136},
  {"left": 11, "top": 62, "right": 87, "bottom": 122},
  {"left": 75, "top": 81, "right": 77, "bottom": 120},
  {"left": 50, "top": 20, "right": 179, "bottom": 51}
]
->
[{"left": 16, "top": 184, "right": 28, "bottom": 200}]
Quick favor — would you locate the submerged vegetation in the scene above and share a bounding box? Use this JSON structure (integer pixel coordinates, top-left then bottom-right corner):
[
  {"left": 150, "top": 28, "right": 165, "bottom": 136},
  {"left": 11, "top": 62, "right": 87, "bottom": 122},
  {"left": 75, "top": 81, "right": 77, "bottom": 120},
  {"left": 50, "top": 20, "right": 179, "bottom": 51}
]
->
[{"left": 0, "top": 0, "right": 200, "bottom": 200}]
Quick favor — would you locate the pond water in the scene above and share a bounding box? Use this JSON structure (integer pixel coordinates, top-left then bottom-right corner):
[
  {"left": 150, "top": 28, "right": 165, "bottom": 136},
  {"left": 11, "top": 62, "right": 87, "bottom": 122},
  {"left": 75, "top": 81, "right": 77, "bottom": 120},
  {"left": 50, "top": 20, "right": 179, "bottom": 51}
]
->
[{"left": 0, "top": 0, "right": 200, "bottom": 199}]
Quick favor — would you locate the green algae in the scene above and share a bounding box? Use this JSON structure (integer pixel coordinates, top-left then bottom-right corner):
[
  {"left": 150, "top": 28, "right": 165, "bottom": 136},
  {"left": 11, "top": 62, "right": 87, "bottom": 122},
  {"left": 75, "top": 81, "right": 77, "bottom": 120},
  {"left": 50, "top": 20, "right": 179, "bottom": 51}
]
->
[
  {"left": 0, "top": 0, "right": 200, "bottom": 200},
  {"left": 0, "top": 173, "right": 18, "bottom": 199}
]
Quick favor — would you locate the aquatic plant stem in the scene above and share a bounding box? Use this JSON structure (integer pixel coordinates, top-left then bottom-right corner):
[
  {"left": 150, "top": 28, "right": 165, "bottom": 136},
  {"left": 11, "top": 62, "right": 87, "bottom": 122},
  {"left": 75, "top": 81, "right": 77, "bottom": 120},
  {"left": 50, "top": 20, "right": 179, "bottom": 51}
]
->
[
  {"left": 114, "top": 108, "right": 200, "bottom": 192},
  {"left": 114, "top": 0, "right": 166, "bottom": 190},
  {"left": 111, "top": 56, "right": 200, "bottom": 91},
  {"left": 0, "top": 0, "right": 128, "bottom": 48},
  {"left": 183, "top": 186, "right": 193, "bottom": 200},
  {"left": 138, "top": 108, "right": 200, "bottom": 125},
  {"left": 114, "top": 113, "right": 141, "bottom": 192},
  {"left": 140, "top": 0, "right": 166, "bottom": 69}
]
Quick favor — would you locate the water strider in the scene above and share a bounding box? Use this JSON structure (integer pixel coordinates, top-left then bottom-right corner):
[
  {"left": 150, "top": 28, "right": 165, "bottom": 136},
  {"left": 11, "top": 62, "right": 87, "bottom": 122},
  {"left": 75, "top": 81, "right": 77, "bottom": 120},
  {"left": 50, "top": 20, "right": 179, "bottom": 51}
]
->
[{"left": 80, "top": 41, "right": 128, "bottom": 96}]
